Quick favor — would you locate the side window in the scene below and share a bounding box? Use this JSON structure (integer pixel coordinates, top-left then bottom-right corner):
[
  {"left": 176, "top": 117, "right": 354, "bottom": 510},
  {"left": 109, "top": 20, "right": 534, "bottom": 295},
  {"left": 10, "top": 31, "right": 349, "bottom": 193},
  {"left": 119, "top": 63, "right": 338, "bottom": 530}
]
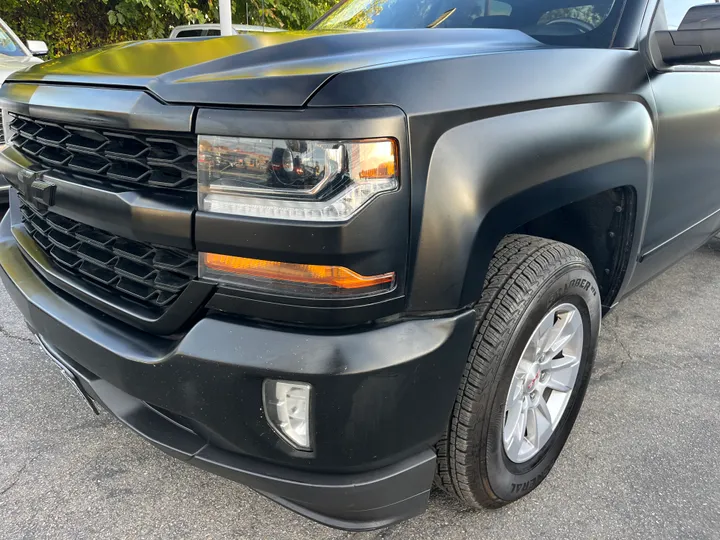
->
[
  {"left": 206, "top": 29, "right": 222, "bottom": 36},
  {"left": 0, "top": 25, "right": 23, "bottom": 56},
  {"left": 176, "top": 29, "right": 204, "bottom": 38},
  {"left": 538, "top": 5, "right": 612, "bottom": 29},
  {"left": 487, "top": 1, "right": 512, "bottom": 16},
  {"left": 662, "top": 0, "right": 703, "bottom": 29}
]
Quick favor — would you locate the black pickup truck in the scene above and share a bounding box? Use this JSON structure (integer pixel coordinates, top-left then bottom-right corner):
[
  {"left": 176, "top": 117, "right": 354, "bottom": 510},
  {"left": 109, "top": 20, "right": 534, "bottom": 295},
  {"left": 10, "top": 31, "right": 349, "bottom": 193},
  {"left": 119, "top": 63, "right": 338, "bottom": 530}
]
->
[{"left": 0, "top": 0, "right": 717, "bottom": 531}]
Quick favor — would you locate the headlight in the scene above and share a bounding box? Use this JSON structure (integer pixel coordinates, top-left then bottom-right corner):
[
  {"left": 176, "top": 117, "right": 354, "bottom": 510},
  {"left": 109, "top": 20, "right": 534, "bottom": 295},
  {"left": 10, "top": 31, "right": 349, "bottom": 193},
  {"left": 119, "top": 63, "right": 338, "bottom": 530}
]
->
[{"left": 198, "top": 136, "right": 398, "bottom": 222}]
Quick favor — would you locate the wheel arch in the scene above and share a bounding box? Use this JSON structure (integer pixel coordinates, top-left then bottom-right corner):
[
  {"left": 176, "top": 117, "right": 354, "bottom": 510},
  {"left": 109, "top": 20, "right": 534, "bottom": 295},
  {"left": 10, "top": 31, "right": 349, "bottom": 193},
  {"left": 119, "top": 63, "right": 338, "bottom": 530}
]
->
[{"left": 407, "top": 100, "right": 653, "bottom": 312}]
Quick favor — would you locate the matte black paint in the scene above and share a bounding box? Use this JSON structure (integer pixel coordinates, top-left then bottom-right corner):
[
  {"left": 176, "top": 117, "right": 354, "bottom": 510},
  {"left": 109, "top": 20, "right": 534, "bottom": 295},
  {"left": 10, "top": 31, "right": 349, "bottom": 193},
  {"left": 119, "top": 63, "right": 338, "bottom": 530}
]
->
[
  {"left": 408, "top": 101, "right": 653, "bottom": 310},
  {"left": 641, "top": 71, "right": 720, "bottom": 249},
  {"left": 1, "top": 0, "right": 719, "bottom": 528},
  {"left": 308, "top": 47, "right": 657, "bottom": 309},
  {"left": 0, "top": 212, "right": 476, "bottom": 475},
  {"left": 32, "top": 335, "right": 436, "bottom": 530},
  {"left": 0, "top": 83, "right": 193, "bottom": 131},
  {"left": 7, "top": 30, "right": 546, "bottom": 107}
]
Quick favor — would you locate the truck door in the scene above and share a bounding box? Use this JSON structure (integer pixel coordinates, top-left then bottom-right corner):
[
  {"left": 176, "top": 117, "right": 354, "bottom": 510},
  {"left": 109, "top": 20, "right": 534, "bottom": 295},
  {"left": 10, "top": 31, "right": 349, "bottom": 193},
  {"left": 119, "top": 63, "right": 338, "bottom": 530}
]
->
[{"left": 640, "top": 0, "right": 720, "bottom": 280}]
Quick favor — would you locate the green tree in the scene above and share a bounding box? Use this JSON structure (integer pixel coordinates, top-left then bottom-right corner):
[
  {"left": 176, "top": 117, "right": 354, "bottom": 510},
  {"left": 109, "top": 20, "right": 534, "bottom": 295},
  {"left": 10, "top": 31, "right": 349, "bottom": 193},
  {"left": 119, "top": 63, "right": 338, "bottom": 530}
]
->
[
  {"left": 538, "top": 5, "right": 609, "bottom": 27},
  {"left": 106, "top": 0, "right": 215, "bottom": 39},
  {"left": 106, "top": 0, "right": 336, "bottom": 38},
  {"left": 245, "top": 0, "right": 335, "bottom": 29},
  {"left": 0, "top": 0, "right": 146, "bottom": 57},
  {"left": 0, "top": 0, "right": 338, "bottom": 57}
]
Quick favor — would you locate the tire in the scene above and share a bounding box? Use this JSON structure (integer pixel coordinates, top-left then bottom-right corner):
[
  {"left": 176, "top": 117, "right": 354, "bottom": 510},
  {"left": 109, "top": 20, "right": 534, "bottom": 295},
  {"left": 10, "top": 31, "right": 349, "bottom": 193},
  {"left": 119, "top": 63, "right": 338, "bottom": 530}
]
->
[{"left": 435, "top": 234, "right": 602, "bottom": 507}]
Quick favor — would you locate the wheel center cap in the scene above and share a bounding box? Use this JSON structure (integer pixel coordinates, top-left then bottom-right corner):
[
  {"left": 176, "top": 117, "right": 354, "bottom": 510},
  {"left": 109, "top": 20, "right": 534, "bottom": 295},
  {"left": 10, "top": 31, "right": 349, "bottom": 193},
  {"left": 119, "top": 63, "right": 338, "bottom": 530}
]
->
[{"left": 526, "top": 365, "right": 541, "bottom": 392}]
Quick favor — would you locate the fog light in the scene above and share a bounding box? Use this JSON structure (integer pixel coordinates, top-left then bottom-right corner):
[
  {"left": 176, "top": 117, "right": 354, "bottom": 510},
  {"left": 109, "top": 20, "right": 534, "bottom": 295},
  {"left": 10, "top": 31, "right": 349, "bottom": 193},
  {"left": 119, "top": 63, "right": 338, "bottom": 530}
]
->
[{"left": 263, "top": 380, "right": 313, "bottom": 451}]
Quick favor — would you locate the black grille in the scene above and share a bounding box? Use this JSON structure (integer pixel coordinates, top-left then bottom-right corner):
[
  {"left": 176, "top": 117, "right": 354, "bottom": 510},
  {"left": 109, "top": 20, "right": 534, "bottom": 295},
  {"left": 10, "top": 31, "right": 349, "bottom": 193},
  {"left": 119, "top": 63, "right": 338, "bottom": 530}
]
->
[
  {"left": 7, "top": 113, "right": 197, "bottom": 191},
  {"left": 19, "top": 199, "right": 198, "bottom": 311},
  {"left": 0, "top": 109, "right": 4, "bottom": 144}
]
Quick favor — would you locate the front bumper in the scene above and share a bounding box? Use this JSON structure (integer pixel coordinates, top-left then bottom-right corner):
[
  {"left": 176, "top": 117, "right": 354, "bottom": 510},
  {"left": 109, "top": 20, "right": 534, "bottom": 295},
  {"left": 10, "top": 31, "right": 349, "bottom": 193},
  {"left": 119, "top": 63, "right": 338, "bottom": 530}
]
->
[{"left": 0, "top": 210, "right": 476, "bottom": 530}]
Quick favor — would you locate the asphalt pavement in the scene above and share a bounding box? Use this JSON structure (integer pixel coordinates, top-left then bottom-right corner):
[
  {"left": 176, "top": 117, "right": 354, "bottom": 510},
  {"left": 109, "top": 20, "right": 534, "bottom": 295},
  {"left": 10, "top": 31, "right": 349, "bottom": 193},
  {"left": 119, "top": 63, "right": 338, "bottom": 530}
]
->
[{"left": 1, "top": 239, "right": 719, "bottom": 539}]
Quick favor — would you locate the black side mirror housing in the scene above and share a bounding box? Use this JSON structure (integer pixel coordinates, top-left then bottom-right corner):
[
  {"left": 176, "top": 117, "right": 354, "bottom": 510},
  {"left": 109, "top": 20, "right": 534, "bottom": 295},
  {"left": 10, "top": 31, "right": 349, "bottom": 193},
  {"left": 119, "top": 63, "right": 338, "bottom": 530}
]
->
[
  {"left": 656, "top": 4, "right": 720, "bottom": 65},
  {"left": 656, "top": 28, "right": 720, "bottom": 64}
]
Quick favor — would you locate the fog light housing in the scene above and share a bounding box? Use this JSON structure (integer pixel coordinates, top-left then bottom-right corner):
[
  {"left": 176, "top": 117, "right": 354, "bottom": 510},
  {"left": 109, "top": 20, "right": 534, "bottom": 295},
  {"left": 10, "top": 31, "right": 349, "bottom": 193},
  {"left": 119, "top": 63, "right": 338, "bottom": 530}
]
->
[{"left": 263, "top": 380, "right": 313, "bottom": 451}]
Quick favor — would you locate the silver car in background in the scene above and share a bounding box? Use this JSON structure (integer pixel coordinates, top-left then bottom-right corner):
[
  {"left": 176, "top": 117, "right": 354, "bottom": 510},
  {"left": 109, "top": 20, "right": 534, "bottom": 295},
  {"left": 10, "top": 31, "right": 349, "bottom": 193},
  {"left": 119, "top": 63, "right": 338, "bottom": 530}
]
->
[
  {"left": 0, "top": 17, "right": 46, "bottom": 210},
  {"left": 169, "top": 23, "right": 285, "bottom": 38}
]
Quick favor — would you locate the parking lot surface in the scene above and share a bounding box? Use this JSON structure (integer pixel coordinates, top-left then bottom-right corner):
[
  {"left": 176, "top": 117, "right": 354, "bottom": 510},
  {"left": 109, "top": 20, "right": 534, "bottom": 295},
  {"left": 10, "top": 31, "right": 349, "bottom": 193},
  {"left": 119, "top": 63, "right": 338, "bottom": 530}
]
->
[{"left": 1, "top": 239, "right": 719, "bottom": 539}]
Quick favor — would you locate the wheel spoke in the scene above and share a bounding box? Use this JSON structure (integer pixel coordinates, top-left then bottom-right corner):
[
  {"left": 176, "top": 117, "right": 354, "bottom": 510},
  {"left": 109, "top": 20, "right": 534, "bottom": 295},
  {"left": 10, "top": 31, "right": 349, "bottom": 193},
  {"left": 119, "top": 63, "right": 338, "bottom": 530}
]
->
[
  {"left": 545, "top": 377, "right": 572, "bottom": 393},
  {"left": 533, "top": 313, "right": 555, "bottom": 356},
  {"left": 504, "top": 398, "right": 525, "bottom": 441},
  {"left": 505, "top": 425, "right": 525, "bottom": 460},
  {"left": 544, "top": 354, "right": 580, "bottom": 393},
  {"left": 515, "top": 354, "right": 534, "bottom": 378},
  {"left": 545, "top": 354, "right": 580, "bottom": 373},
  {"left": 505, "top": 377, "right": 524, "bottom": 410},
  {"left": 527, "top": 407, "right": 553, "bottom": 450},
  {"left": 518, "top": 348, "right": 534, "bottom": 369},
  {"left": 526, "top": 408, "right": 539, "bottom": 447},
  {"left": 504, "top": 399, "right": 528, "bottom": 460},
  {"left": 543, "top": 309, "right": 580, "bottom": 356},
  {"left": 536, "top": 395, "right": 552, "bottom": 423}
]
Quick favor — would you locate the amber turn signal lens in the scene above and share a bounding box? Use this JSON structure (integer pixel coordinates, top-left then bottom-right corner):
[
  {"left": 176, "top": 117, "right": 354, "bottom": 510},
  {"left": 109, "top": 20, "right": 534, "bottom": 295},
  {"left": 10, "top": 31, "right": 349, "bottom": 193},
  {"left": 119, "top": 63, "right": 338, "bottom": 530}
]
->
[{"left": 203, "top": 253, "right": 395, "bottom": 291}]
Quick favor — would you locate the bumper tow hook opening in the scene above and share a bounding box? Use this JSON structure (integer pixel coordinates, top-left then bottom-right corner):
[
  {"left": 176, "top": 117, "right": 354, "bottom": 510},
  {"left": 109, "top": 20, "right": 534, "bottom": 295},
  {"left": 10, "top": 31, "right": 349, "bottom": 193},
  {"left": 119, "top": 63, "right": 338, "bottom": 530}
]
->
[{"left": 35, "top": 336, "right": 100, "bottom": 415}]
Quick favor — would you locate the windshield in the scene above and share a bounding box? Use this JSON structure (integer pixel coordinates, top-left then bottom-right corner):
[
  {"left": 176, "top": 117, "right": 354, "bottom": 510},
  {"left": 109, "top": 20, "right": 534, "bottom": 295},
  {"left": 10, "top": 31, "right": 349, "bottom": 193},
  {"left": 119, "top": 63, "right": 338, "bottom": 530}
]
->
[
  {"left": 0, "top": 20, "right": 27, "bottom": 57},
  {"left": 312, "top": 0, "right": 624, "bottom": 48}
]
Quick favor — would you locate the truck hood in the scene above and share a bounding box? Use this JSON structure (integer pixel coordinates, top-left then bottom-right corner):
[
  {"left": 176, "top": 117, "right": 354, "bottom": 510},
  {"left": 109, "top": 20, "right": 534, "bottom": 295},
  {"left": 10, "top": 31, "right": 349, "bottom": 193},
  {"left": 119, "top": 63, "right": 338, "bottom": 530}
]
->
[
  {"left": 7, "top": 30, "right": 544, "bottom": 107},
  {"left": 0, "top": 55, "right": 42, "bottom": 85}
]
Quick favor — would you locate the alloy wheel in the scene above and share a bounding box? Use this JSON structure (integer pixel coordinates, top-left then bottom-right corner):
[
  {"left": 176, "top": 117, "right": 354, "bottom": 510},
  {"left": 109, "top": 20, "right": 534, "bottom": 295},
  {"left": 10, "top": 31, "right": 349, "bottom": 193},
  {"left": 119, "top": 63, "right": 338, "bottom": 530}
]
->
[{"left": 502, "top": 303, "right": 584, "bottom": 464}]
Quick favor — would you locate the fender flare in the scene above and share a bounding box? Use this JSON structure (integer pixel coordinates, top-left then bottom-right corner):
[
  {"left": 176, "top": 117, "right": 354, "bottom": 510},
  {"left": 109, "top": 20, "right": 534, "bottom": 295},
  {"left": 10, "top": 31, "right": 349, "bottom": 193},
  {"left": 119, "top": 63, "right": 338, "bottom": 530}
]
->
[{"left": 407, "top": 99, "right": 654, "bottom": 311}]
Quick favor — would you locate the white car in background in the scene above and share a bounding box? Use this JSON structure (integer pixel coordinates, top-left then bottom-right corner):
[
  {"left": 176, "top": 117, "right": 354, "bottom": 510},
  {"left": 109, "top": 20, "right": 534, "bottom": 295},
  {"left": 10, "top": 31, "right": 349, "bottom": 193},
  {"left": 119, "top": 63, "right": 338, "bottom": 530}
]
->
[
  {"left": 0, "top": 17, "right": 46, "bottom": 209},
  {"left": 1, "top": 17, "right": 46, "bottom": 142},
  {"left": 169, "top": 23, "right": 285, "bottom": 38}
]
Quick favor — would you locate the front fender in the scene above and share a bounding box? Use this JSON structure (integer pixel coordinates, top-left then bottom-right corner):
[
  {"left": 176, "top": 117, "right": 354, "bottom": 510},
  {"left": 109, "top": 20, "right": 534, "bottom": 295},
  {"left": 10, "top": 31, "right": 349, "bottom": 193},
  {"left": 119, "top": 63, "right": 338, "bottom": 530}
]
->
[{"left": 408, "top": 100, "right": 654, "bottom": 312}]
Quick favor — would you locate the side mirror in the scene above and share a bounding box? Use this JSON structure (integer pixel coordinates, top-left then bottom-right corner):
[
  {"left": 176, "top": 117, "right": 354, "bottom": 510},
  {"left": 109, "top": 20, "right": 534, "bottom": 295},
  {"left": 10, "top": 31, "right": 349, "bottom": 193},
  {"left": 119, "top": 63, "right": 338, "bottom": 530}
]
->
[
  {"left": 655, "top": 4, "right": 720, "bottom": 65},
  {"left": 26, "top": 40, "right": 48, "bottom": 57}
]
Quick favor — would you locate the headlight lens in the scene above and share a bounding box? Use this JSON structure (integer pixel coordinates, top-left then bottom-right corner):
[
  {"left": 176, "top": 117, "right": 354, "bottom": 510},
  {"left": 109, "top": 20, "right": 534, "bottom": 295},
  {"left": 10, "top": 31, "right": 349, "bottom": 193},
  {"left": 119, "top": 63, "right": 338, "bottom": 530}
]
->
[{"left": 198, "top": 136, "right": 398, "bottom": 222}]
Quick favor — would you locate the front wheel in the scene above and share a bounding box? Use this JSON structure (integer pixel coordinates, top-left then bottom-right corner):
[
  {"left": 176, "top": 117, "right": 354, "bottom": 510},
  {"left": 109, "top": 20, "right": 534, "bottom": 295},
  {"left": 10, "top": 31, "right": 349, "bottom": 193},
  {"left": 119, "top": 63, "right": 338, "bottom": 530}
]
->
[{"left": 435, "top": 235, "right": 602, "bottom": 507}]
